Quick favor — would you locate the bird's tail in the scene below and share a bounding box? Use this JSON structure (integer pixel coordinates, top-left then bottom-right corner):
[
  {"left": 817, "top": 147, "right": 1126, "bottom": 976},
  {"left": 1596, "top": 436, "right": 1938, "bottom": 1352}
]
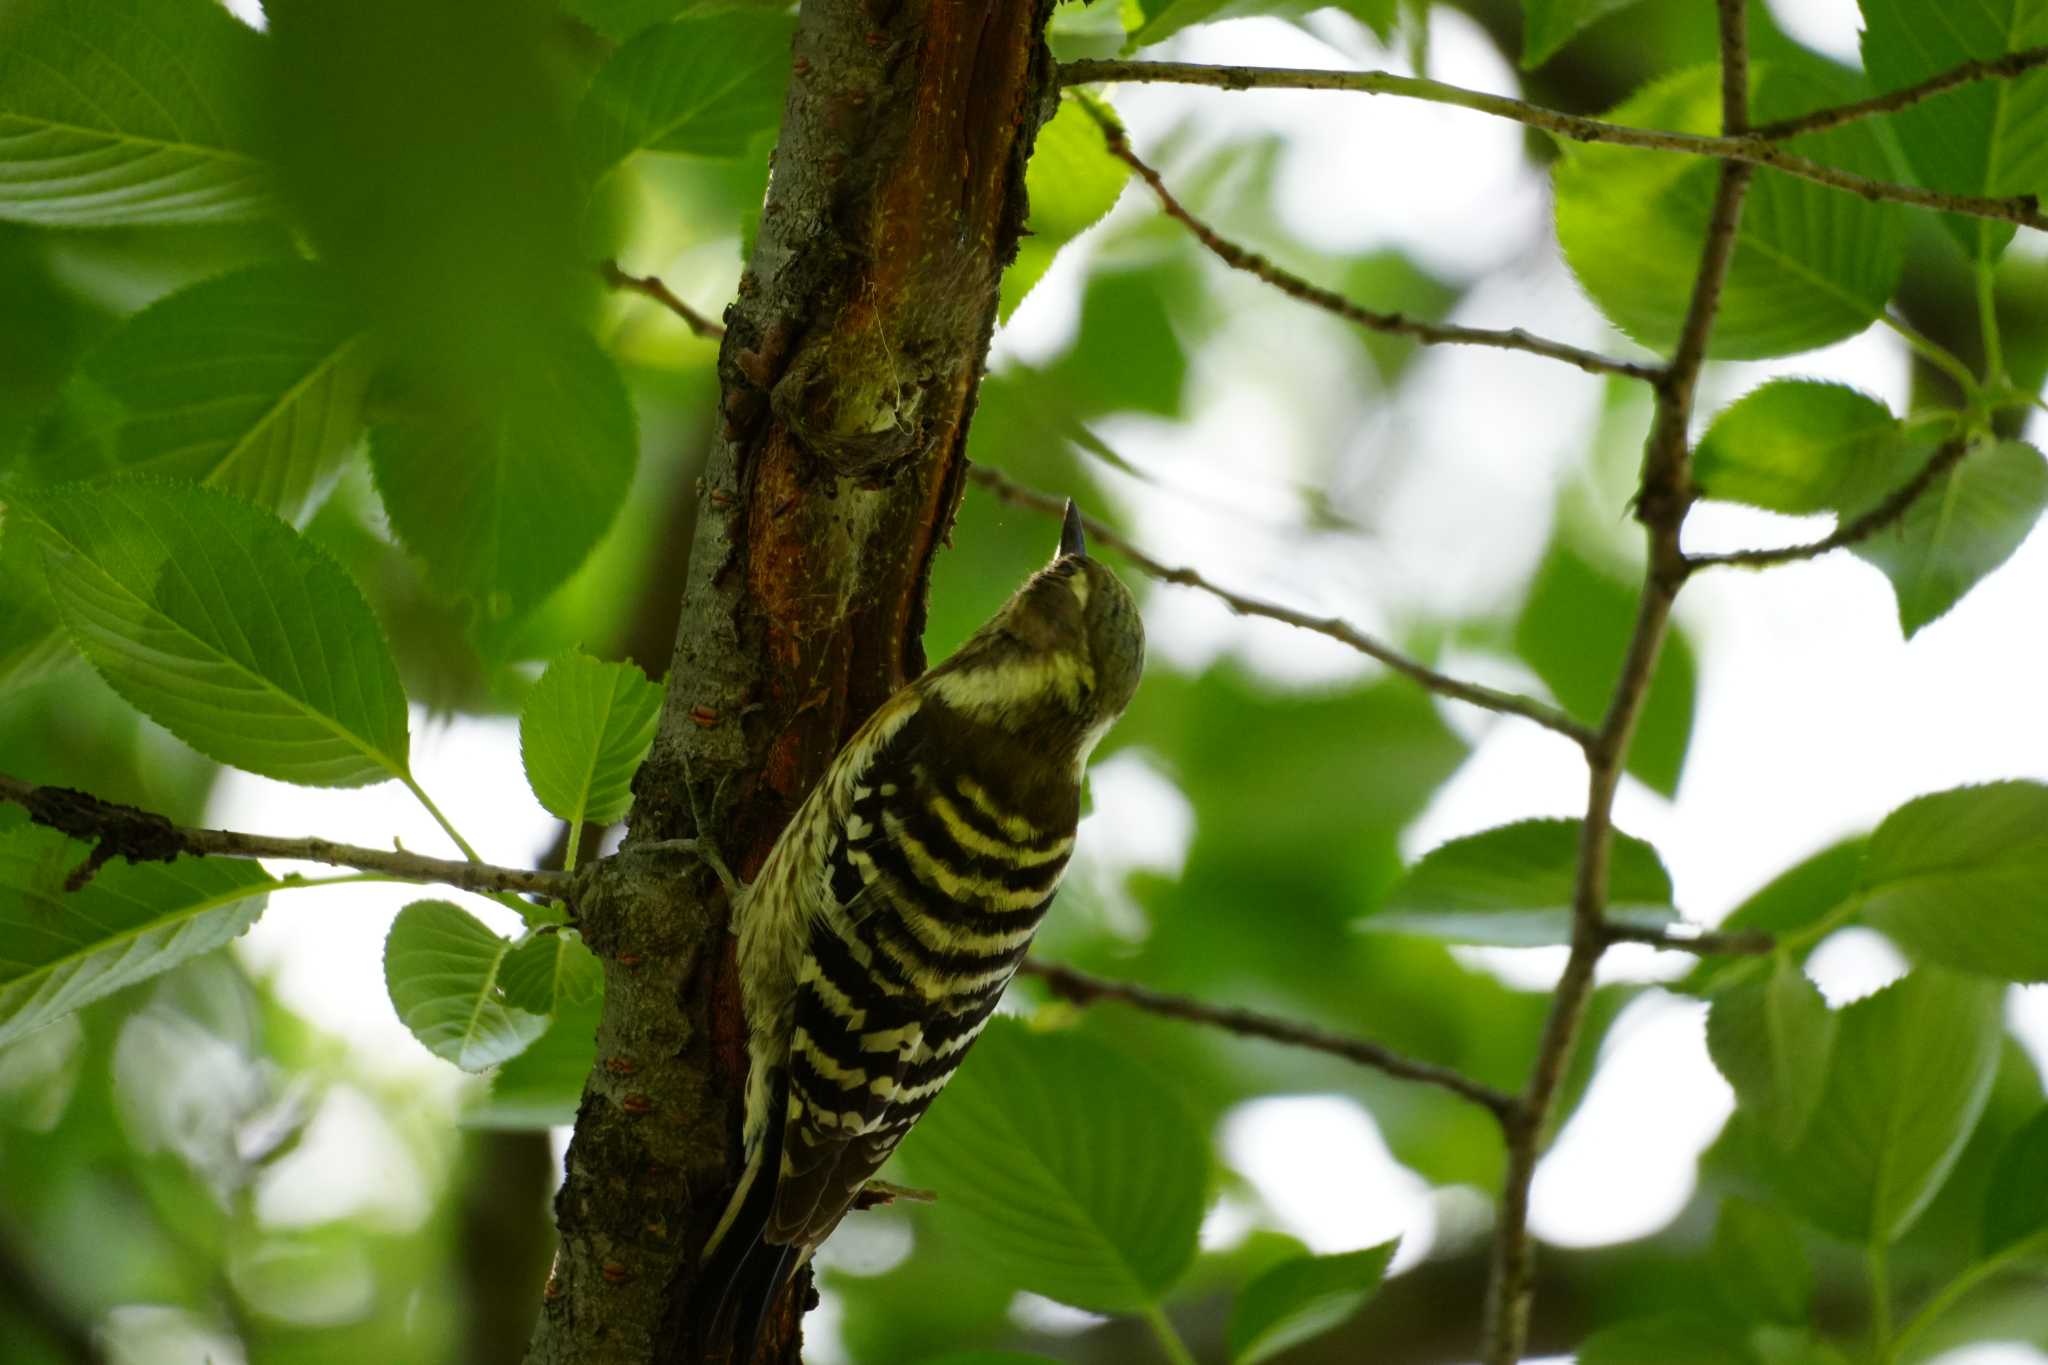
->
[{"left": 695, "top": 1072, "right": 799, "bottom": 1362}]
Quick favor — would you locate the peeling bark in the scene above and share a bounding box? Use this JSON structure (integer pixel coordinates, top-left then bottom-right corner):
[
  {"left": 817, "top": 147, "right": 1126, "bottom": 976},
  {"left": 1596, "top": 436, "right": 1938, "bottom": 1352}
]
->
[{"left": 525, "top": 3, "right": 1060, "bottom": 1362}]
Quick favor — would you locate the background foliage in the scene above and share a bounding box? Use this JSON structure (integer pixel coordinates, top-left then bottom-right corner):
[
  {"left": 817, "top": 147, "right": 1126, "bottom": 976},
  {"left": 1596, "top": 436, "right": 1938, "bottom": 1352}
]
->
[{"left": 3, "top": 0, "right": 2048, "bottom": 1362}]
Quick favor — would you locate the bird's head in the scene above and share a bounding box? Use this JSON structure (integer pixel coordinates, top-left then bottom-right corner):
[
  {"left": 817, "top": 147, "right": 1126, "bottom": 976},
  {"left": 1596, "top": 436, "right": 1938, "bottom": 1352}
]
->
[{"left": 921, "top": 501, "right": 1145, "bottom": 763}]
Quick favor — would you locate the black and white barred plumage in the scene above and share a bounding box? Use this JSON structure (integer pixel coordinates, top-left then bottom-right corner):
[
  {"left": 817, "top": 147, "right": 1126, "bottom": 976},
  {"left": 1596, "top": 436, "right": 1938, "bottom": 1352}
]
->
[{"left": 698, "top": 504, "right": 1143, "bottom": 1359}]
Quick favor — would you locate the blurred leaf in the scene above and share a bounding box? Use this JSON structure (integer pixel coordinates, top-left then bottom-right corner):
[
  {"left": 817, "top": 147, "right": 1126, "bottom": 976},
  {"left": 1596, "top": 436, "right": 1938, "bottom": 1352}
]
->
[
  {"left": 27, "top": 263, "right": 374, "bottom": 521},
  {"left": 1002, "top": 93, "right": 1131, "bottom": 318},
  {"left": 499, "top": 930, "right": 603, "bottom": 1015},
  {"left": 1706, "top": 959, "right": 1836, "bottom": 1150},
  {"left": 892, "top": 1019, "right": 1206, "bottom": 1313},
  {"left": 1227, "top": 1240, "right": 1397, "bottom": 1365},
  {"left": 1849, "top": 439, "right": 2048, "bottom": 638},
  {"left": 0, "top": 0, "right": 272, "bottom": 226},
  {"left": 1340, "top": 250, "right": 1461, "bottom": 383},
  {"left": 1041, "top": 261, "right": 1196, "bottom": 418},
  {"left": 918, "top": 1356, "right": 1062, "bottom": 1365},
  {"left": 562, "top": 0, "right": 712, "bottom": 41},
  {"left": 1983, "top": 1107, "right": 2048, "bottom": 1256},
  {"left": 24, "top": 480, "right": 412, "bottom": 787},
  {"left": 828, "top": 1217, "right": 1017, "bottom": 1365},
  {"left": 1364, "top": 819, "right": 1676, "bottom": 946},
  {"left": 1514, "top": 538, "right": 1696, "bottom": 796},
  {"left": 369, "top": 329, "right": 637, "bottom": 643},
  {"left": 1680, "top": 838, "right": 1866, "bottom": 994},
  {"left": 1862, "top": 0, "right": 2048, "bottom": 262},
  {"left": 1522, "top": 0, "right": 1648, "bottom": 67},
  {"left": 576, "top": 11, "right": 794, "bottom": 179},
  {"left": 468, "top": 990, "right": 600, "bottom": 1129},
  {"left": 383, "top": 900, "right": 547, "bottom": 1072},
  {"left": 0, "top": 812, "right": 272, "bottom": 1049},
  {"left": 1694, "top": 381, "right": 1901, "bottom": 516},
  {"left": 1125, "top": 0, "right": 1397, "bottom": 48},
  {"left": 1856, "top": 781, "right": 2048, "bottom": 980},
  {"left": 1745, "top": 968, "right": 2002, "bottom": 1244},
  {"left": 519, "top": 651, "right": 662, "bottom": 830},
  {"left": 1711, "top": 1196, "right": 1813, "bottom": 1326},
  {"left": 1578, "top": 1313, "right": 1759, "bottom": 1365},
  {"left": 1747, "top": 1329, "right": 1853, "bottom": 1365},
  {"left": 1555, "top": 64, "right": 1904, "bottom": 359}
]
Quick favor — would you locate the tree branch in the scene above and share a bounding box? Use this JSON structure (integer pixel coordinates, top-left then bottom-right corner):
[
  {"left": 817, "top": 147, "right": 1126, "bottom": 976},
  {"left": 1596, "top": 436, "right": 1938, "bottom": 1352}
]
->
[
  {"left": 1481, "top": 6, "right": 1755, "bottom": 1362},
  {"left": 1600, "top": 922, "right": 1773, "bottom": 956},
  {"left": 1750, "top": 44, "right": 2048, "bottom": 140},
  {"left": 1018, "top": 959, "right": 1518, "bottom": 1121},
  {"left": 0, "top": 772, "right": 572, "bottom": 900},
  {"left": 600, "top": 259, "right": 728, "bottom": 340},
  {"left": 1075, "top": 102, "right": 1661, "bottom": 383},
  {"left": 1684, "top": 432, "right": 1973, "bottom": 572},
  {"left": 1063, "top": 60, "right": 2048, "bottom": 235},
  {"left": 967, "top": 464, "right": 1596, "bottom": 746}
]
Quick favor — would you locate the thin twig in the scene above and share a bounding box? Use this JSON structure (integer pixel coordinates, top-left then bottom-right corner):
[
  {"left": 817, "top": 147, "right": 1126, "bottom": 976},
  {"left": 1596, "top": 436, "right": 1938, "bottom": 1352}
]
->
[
  {"left": 1601, "top": 922, "right": 1774, "bottom": 956},
  {"left": 600, "top": 259, "right": 728, "bottom": 340},
  {"left": 1073, "top": 102, "right": 1661, "bottom": 383},
  {"left": 1019, "top": 959, "right": 1518, "bottom": 1120},
  {"left": 1752, "top": 45, "right": 2048, "bottom": 140},
  {"left": 967, "top": 465, "right": 1596, "bottom": 746},
  {"left": 0, "top": 773, "right": 572, "bottom": 900},
  {"left": 1685, "top": 433, "right": 1973, "bottom": 572},
  {"left": 1061, "top": 60, "right": 2048, "bottom": 235},
  {"left": 1482, "top": 6, "right": 1755, "bottom": 1362}
]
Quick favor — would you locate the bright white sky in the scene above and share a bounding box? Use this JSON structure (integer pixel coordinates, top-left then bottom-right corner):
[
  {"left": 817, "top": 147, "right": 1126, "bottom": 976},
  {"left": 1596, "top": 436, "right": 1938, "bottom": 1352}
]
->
[{"left": 210, "top": 2, "right": 2047, "bottom": 1360}]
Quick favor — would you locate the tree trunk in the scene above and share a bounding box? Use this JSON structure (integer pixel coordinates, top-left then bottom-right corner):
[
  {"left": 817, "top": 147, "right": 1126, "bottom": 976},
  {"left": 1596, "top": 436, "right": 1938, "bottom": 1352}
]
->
[{"left": 525, "top": 2, "right": 1060, "bottom": 1361}]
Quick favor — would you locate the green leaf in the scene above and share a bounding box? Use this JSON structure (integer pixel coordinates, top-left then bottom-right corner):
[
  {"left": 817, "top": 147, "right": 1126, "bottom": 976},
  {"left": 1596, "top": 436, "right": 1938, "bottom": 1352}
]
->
[
  {"left": 1578, "top": 1313, "right": 1758, "bottom": 1365},
  {"left": 1706, "top": 958, "right": 1837, "bottom": 1150},
  {"left": 0, "top": 0, "right": 273, "bottom": 226},
  {"left": 575, "top": 11, "right": 794, "bottom": 179},
  {"left": 1521, "top": 0, "right": 1648, "bottom": 67},
  {"left": 383, "top": 900, "right": 547, "bottom": 1072},
  {"left": 1514, "top": 538, "right": 1696, "bottom": 796},
  {"left": 1849, "top": 439, "right": 2048, "bottom": 638},
  {"left": 0, "top": 812, "right": 272, "bottom": 1049},
  {"left": 519, "top": 652, "right": 662, "bottom": 829},
  {"left": 369, "top": 330, "right": 636, "bottom": 636},
  {"left": 1363, "top": 819, "right": 1676, "bottom": 947},
  {"left": 1003, "top": 94, "right": 1131, "bottom": 319},
  {"left": 1712, "top": 1197, "right": 1813, "bottom": 1325},
  {"left": 27, "top": 264, "right": 375, "bottom": 522},
  {"left": 467, "top": 990, "right": 600, "bottom": 1130},
  {"left": 892, "top": 1020, "right": 1207, "bottom": 1313},
  {"left": 1227, "top": 1241, "right": 1398, "bottom": 1365},
  {"left": 1125, "top": 0, "right": 1398, "bottom": 49},
  {"left": 918, "top": 1355, "right": 1063, "bottom": 1365},
  {"left": 1752, "top": 968, "right": 2003, "bottom": 1243},
  {"left": 1856, "top": 781, "right": 2048, "bottom": 981},
  {"left": 1982, "top": 1107, "right": 2048, "bottom": 1255},
  {"left": 561, "top": 0, "right": 699, "bottom": 42},
  {"left": 1555, "top": 64, "right": 1904, "bottom": 359},
  {"left": 1680, "top": 838, "right": 1867, "bottom": 995},
  {"left": 1861, "top": 0, "right": 2048, "bottom": 261},
  {"left": 1695, "top": 381, "right": 1902, "bottom": 516},
  {"left": 498, "top": 930, "right": 603, "bottom": 1015},
  {"left": 24, "top": 480, "right": 412, "bottom": 788}
]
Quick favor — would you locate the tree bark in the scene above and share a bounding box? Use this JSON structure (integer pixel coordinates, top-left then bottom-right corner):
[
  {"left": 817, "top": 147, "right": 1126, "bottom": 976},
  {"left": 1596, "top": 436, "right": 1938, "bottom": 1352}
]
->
[{"left": 525, "top": 3, "right": 1060, "bottom": 1361}]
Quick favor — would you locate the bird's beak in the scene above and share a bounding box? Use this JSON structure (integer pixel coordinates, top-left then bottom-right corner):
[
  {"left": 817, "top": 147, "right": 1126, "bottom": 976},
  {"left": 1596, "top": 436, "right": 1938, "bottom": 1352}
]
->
[{"left": 1059, "top": 499, "right": 1087, "bottom": 559}]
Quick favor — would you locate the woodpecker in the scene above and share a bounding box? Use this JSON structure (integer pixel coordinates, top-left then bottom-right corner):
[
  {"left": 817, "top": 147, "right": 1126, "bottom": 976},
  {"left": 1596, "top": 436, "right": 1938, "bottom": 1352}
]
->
[{"left": 697, "top": 500, "right": 1144, "bottom": 1359}]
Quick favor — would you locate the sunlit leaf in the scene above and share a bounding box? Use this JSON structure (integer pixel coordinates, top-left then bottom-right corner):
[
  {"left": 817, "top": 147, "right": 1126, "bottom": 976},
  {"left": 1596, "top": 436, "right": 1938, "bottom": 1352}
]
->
[
  {"left": 1706, "top": 959, "right": 1836, "bottom": 1150},
  {"left": 0, "top": 0, "right": 272, "bottom": 226},
  {"left": 1003, "top": 93, "right": 1131, "bottom": 318},
  {"left": 1228, "top": 1241, "right": 1398, "bottom": 1365},
  {"left": 1515, "top": 537, "right": 1696, "bottom": 796},
  {"left": 1862, "top": 0, "right": 2048, "bottom": 261},
  {"left": 1850, "top": 440, "right": 2048, "bottom": 638},
  {"left": 1556, "top": 64, "right": 1904, "bottom": 359},
  {"left": 1749, "top": 968, "right": 2003, "bottom": 1243},
  {"left": 24, "top": 480, "right": 411, "bottom": 787},
  {"left": 1712, "top": 1197, "right": 1813, "bottom": 1325},
  {"left": 519, "top": 651, "right": 662, "bottom": 830},
  {"left": 0, "top": 812, "right": 271, "bottom": 1049},
  {"left": 1856, "top": 781, "right": 2048, "bottom": 980},
  {"left": 576, "top": 10, "right": 794, "bottom": 179},
  {"left": 1364, "top": 819, "right": 1676, "bottom": 946},
  {"left": 892, "top": 1020, "right": 1207, "bottom": 1313},
  {"left": 369, "top": 330, "right": 636, "bottom": 640},
  {"left": 467, "top": 991, "right": 600, "bottom": 1130},
  {"left": 1695, "top": 381, "right": 1901, "bottom": 516},
  {"left": 1125, "top": 0, "right": 1397, "bottom": 48},
  {"left": 28, "top": 264, "right": 375, "bottom": 522},
  {"left": 384, "top": 900, "right": 547, "bottom": 1072}
]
